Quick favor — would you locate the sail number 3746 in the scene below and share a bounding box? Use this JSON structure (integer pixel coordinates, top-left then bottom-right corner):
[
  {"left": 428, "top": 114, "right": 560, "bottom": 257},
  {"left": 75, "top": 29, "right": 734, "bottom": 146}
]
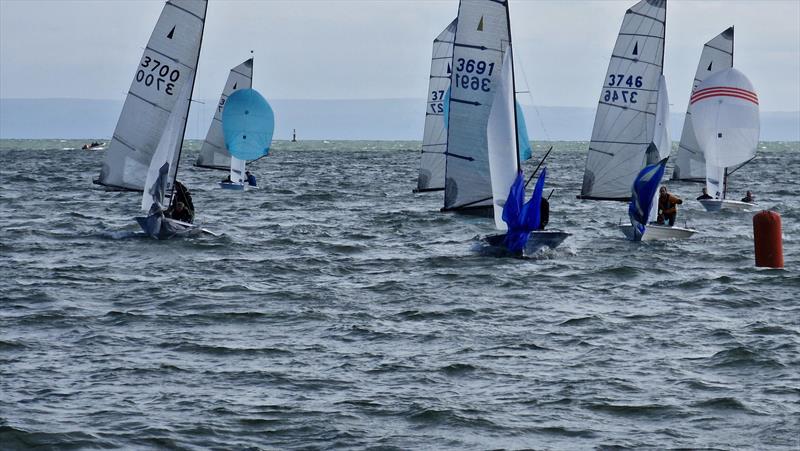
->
[
  {"left": 604, "top": 74, "right": 643, "bottom": 104},
  {"left": 453, "top": 58, "right": 494, "bottom": 92},
  {"left": 136, "top": 56, "right": 181, "bottom": 95}
]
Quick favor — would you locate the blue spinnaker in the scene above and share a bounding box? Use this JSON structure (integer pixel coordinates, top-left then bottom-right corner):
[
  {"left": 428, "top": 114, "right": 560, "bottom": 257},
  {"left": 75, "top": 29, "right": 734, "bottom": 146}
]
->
[
  {"left": 502, "top": 167, "right": 547, "bottom": 252},
  {"left": 222, "top": 88, "right": 274, "bottom": 161},
  {"left": 628, "top": 158, "right": 668, "bottom": 241},
  {"left": 516, "top": 101, "right": 532, "bottom": 161}
]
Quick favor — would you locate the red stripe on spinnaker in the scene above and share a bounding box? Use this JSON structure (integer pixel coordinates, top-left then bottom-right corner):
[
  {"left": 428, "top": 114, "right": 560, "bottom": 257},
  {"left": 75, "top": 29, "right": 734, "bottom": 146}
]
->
[
  {"left": 690, "top": 92, "right": 759, "bottom": 105},
  {"left": 691, "top": 87, "right": 758, "bottom": 102},
  {"left": 691, "top": 88, "right": 758, "bottom": 103}
]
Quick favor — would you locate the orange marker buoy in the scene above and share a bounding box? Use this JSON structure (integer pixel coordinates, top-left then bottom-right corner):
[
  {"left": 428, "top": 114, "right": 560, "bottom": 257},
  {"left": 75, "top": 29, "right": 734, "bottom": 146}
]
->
[{"left": 753, "top": 211, "right": 784, "bottom": 268}]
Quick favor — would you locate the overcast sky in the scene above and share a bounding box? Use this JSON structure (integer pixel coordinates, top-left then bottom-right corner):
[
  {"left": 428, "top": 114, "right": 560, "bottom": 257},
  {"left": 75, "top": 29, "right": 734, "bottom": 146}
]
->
[{"left": 1, "top": 0, "right": 798, "bottom": 111}]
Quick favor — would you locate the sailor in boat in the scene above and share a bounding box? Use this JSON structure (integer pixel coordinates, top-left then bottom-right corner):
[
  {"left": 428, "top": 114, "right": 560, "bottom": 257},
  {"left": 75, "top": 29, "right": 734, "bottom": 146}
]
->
[
  {"left": 538, "top": 198, "right": 549, "bottom": 231},
  {"left": 741, "top": 191, "right": 755, "bottom": 203},
  {"left": 245, "top": 171, "right": 257, "bottom": 187},
  {"left": 168, "top": 181, "right": 195, "bottom": 223},
  {"left": 697, "top": 187, "right": 713, "bottom": 201},
  {"left": 222, "top": 174, "right": 232, "bottom": 183},
  {"left": 166, "top": 201, "right": 193, "bottom": 223},
  {"left": 656, "top": 186, "right": 683, "bottom": 227}
]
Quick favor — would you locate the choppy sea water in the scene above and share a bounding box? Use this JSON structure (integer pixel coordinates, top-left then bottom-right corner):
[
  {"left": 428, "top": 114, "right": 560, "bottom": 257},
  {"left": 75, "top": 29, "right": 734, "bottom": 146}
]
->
[{"left": 1, "top": 139, "right": 798, "bottom": 450}]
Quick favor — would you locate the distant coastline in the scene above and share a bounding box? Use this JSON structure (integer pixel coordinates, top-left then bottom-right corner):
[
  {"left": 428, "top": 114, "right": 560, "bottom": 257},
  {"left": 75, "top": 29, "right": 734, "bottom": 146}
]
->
[{"left": 1, "top": 98, "right": 798, "bottom": 141}]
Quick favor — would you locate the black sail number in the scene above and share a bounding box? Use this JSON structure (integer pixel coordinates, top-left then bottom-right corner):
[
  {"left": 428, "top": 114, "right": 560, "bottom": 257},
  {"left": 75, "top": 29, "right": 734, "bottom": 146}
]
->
[{"left": 137, "top": 55, "right": 181, "bottom": 95}]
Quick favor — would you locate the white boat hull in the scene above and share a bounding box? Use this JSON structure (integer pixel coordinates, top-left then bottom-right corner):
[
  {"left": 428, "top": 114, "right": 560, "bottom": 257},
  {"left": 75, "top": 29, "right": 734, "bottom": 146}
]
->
[
  {"left": 698, "top": 199, "right": 755, "bottom": 212},
  {"left": 619, "top": 224, "right": 697, "bottom": 241},
  {"left": 219, "top": 182, "right": 245, "bottom": 191},
  {"left": 135, "top": 213, "right": 199, "bottom": 240},
  {"left": 480, "top": 230, "right": 572, "bottom": 257}
]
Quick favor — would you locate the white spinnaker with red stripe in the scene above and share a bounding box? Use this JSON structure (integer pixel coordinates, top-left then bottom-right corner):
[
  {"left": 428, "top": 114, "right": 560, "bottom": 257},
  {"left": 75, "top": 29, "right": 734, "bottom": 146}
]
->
[
  {"left": 672, "top": 27, "right": 734, "bottom": 181},
  {"left": 689, "top": 68, "right": 759, "bottom": 199}
]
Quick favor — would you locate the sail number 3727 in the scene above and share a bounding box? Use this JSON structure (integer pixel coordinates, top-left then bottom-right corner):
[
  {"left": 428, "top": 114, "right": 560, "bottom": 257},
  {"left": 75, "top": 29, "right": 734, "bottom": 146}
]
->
[
  {"left": 604, "top": 74, "right": 642, "bottom": 104},
  {"left": 453, "top": 58, "right": 494, "bottom": 92},
  {"left": 137, "top": 56, "right": 181, "bottom": 95}
]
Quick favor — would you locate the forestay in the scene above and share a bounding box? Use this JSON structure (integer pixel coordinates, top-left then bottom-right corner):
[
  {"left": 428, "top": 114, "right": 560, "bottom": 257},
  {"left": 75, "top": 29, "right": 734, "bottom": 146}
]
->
[
  {"left": 98, "top": 0, "right": 207, "bottom": 191},
  {"left": 672, "top": 27, "right": 734, "bottom": 181},
  {"left": 196, "top": 58, "right": 254, "bottom": 170},
  {"left": 487, "top": 50, "right": 520, "bottom": 230},
  {"left": 444, "top": 0, "right": 516, "bottom": 212},
  {"left": 417, "top": 19, "right": 457, "bottom": 192},
  {"left": 580, "top": 0, "right": 666, "bottom": 201},
  {"left": 690, "top": 68, "right": 759, "bottom": 199}
]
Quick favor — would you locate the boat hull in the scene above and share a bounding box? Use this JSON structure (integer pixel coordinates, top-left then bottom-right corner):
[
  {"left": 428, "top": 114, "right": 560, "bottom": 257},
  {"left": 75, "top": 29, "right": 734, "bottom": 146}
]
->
[
  {"left": 219, "top": 182, "right": 245, "bottom": 191},
  {"left": 698, "top": 199, "right": 755, "bottom": 212},
  {"left": 481, "top": 230, "right": 571, "bottom": 257},
  {"left": 135, "top": 213, "right": 199, "bottom": 240},
  {"left": 619, "top": 224, "right": 697, "bottom": 241}
]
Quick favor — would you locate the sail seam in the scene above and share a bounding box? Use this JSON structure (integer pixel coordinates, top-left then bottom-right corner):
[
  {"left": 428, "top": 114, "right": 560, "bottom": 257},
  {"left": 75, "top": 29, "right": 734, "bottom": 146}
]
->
[
  {"left": 626, "top": 10, "right": 665, "bottom": 24},
  {"left": 145, "top": 46, "right": 193, "bottom": 70},
  {"left": 166, "top": 3, "right": 204, "bottom": 22},
  {"left": 597, "top": 101, "right": 656, "bottom": 115},
  {"left": 611, "top": 55, "right": 662, "bottom": 67},
  {"left": 618, "top": 32, "right": 664, "bottom": 39},
  {"left": 127, "top": 91, "right": 172, "bottom": 114}
]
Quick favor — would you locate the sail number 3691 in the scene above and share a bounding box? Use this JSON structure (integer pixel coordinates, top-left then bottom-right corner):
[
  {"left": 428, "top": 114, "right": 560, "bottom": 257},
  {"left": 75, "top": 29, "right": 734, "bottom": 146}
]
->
[
  {"left": 137, "top": 56, "right": 181, "bottom": 95},
  {"left": 454, "top": 58, "right": 494, "bottom": 92},
  {"left": 604, "top": 74, "right": 643, "bottom": 104}
]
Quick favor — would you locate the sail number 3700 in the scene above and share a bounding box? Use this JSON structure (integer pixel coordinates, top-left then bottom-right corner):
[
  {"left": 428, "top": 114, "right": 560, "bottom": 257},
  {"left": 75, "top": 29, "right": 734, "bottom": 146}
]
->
[
  {"left": 453, "top": 58, "right": 494, "bottom": 92},
  {"left": 604, "top": 74, "right": 643, "bottom": 104},
  {"left": 137, "top": 56, "right": 181, "bottom": 95}
]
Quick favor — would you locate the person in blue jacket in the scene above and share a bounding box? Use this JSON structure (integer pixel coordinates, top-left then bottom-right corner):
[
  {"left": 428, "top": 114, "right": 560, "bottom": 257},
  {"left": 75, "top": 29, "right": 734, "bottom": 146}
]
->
[{"left": 245, "top": 171, "right": 257, "bottom": 187}]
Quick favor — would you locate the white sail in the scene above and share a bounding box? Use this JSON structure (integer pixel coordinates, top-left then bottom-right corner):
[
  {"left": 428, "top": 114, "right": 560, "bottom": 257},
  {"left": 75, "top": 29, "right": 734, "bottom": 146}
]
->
[
  {"left": 690, "top": 68, "right": 759, "bottom": 199},
  {"left": 142, "top": 75, "right": 194, "bottom": 211},
  {"left": 230, "top": 156, "right": 246, "bottom": 185},
  {"left": 417, "top": 19, "right": 457, "bottom": 192},
  {"left": 195, "top": 58, "right": 254, "bottom": 170},
  {"left": 672, "top": 27, "right": 734, "bottom": 181},
  {"left": 580, "top": 0, "right": 666, "bottom": 200},
  {"left": 98, "top": 0, "right": 207, "bottom": 191},
  {"left": 487, "top": 50, "right": 518, "bottom": 230},
  {"left": 648, "top": 75, "right": 671, "bottom": 221},
  {"left": 444, "top": 0, "right": 516, "bottom": 212}
]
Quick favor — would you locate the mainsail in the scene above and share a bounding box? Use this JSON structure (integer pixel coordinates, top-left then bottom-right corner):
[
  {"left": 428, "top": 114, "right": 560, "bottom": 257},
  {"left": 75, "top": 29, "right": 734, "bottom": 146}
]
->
[
  {"left": 579, "top": 0, "right": 666, "bottom": 201},
  {"left": 690, "top": 68, "right": 759, "bottom": 199},
  {"left": 444, "top": 0, "right": 517, "bottom": 213},
  {"left": 671, "top": 27, "right": 734, "bottom": 181},
  {"left": 97, "top": 0, "right": 207, "bottom": 191},
  {"left": 417, "top": 19, "right": 457, "bottom": 193},
  {"left": 195, "top": 58, "right": 254, "bottom": 170}
]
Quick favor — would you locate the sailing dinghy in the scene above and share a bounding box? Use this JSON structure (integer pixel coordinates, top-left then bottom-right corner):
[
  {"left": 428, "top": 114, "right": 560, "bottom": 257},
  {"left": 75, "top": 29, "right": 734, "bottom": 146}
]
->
[
  {"left": 475, "top": 40, "right": 570, "bottom": 257},
  {"left": 221, "top": 88, "right": 274, "bottom": 191},
  {"left": 579, "top": 0, "right": 667, "bottom": 201},
  {"left": 690, "top": 67, "right": 759, "bottom": 212},
  {"left": 671, "top": 27, "right": 734, "bottom": 182},
  {"left": 95, "top": 0, "right": 208, "bottom": 239},
  {"left": 195, "top": 58, "right": 254, "bottom": 172},
  {"left": 415, "top": 15, "right": 532, "bottom": 195}
]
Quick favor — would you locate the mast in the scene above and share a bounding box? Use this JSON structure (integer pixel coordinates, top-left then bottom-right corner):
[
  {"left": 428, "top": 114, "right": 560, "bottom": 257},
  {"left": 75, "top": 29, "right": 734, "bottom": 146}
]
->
[
  {"left": 169, "top": 1, "right": 209, "bottom": 207},
  {"left": 505, "top": 0, "right": 521, "bottom": 173}
]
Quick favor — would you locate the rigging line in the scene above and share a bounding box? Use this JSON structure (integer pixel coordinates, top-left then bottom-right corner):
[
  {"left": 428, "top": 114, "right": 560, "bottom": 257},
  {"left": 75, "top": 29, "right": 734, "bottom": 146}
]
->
[{"left": 514, "top": 53, "right": 551, "bottom": 142}]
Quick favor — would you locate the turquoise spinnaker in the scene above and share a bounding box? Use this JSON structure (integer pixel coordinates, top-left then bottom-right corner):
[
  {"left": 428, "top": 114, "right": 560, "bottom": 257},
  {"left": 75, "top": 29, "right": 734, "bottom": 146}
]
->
[
  {"left": 222, "top": 88, "right": 274, "bottom": 161},
  {"left": 516, "top": 102, "right": 532, "bottom": 162}
]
